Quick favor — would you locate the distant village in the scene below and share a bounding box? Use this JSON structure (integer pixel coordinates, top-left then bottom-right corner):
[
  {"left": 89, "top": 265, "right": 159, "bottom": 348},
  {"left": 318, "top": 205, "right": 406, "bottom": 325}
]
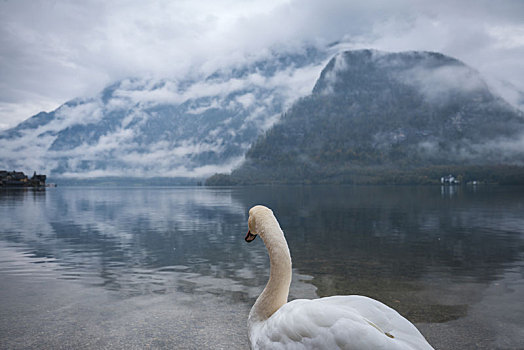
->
[
  {"left": 441, "top": 174, "right": 460, "bottom": 185},
  {"left": 0, "top": 170, "right": 47, "bottom": 187}
]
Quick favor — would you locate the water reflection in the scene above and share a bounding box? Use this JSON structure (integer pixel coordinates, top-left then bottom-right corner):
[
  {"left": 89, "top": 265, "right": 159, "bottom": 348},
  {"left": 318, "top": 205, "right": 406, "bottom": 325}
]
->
[
  {"left": 1, "top": 185, "right": 523, "bottom": 347},
  {"left": 1, "top": 187, "right": 271, "bottom": 300}
]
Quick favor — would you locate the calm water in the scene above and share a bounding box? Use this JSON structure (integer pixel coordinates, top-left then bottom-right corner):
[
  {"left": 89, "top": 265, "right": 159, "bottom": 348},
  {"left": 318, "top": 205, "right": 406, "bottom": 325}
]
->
[{"left": 0, "top": 185, "right": 523, "bottom": 349}]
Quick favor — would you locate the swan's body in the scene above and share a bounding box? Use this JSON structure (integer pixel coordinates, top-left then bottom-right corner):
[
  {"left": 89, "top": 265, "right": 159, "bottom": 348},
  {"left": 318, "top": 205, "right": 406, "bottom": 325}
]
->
[{"left": 245, "top": 205, "right": 433, "bottom": 350}]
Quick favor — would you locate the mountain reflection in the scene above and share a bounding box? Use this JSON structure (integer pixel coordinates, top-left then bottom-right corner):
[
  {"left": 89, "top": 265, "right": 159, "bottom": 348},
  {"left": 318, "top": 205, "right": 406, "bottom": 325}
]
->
[{"left": 1, "top": 186, "right": 523, "bottom": 321}]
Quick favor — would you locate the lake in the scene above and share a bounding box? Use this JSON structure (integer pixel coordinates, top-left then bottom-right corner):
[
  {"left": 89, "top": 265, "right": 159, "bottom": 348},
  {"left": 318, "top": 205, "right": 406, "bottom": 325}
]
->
[{"left": 0, "top": 185, "right": 523, "bottom": 349}]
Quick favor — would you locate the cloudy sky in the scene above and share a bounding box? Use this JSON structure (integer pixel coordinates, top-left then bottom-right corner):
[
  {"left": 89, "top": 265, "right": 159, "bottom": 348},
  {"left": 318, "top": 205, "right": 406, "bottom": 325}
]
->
[{"left": 1, "top": 0, "right": 523, "bottom": 130}]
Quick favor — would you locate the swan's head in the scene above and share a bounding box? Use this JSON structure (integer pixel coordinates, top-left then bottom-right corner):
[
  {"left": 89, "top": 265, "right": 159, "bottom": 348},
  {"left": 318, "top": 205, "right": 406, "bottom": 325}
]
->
[{"left": 245, "top": 205, "right": 273, "bottom": 243}]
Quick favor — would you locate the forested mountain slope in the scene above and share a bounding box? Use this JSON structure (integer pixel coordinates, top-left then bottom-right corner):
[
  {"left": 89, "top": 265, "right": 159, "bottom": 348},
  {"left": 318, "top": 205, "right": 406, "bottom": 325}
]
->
[
  {"left": 209, "top": 50, "right": 524, "bottom": 185},
  {"left": 0, "top": 48, "right": 327, "bottom": 179}
]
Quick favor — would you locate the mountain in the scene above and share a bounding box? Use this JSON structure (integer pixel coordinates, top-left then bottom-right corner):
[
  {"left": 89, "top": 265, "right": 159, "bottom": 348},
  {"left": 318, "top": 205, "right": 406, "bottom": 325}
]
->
[
  {"left": 210, "top": 50, "right": 524, "bottom": 185},
  {"left": 0, "top": 47, "right": 328, "bottom": 180},
  {"left": 487, "top": 79, "right": 524, "bottom": 113}
]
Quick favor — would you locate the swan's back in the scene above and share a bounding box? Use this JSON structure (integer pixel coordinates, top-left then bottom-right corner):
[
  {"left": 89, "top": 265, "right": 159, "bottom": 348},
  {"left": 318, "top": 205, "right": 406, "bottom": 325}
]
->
[{"left": 249, "top": 295, "right": 433, "bottom": 350}]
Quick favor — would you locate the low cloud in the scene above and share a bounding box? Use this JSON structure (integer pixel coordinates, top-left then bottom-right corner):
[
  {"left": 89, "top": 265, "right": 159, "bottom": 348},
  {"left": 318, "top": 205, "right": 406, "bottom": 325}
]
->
[
  {"left": 398, "top": 61, "right": 488, "bottom": 104},
  {"left": 0, "top": 48, "right": 324, "bottom": 177},
  {"left": 1, "top": 0, "right": 524, "bottom": 178},
  {"left": 1, "top": 0, "right": 523, "bottom": 129},
  {"left": 319, "top": 53, "right": 349, "bottom": 95},
  {"left": 470, "top": 134, "right": 524, "bottom": 165}
]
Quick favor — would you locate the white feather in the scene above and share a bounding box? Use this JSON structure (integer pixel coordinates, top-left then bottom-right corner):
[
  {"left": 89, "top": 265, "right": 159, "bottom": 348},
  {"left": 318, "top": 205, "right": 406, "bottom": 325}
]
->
[{"left": 246, "top": 205, "right": 433, "bottom": 350}]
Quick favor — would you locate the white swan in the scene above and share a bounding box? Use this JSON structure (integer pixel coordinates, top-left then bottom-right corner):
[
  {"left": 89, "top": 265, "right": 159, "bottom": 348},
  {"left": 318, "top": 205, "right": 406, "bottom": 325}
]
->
[{"left": 245, "top": 205, "right": 434, "bottom": 350}]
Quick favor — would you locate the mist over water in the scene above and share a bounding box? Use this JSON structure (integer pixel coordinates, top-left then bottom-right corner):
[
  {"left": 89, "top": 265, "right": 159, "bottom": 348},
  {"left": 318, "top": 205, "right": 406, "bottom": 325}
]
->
[{"left": 0, "top": 185, "right": 523, "bottom": 349}]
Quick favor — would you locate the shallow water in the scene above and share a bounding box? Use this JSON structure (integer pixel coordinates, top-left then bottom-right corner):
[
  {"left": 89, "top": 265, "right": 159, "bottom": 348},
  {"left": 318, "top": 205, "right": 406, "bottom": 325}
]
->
[{"left": 0, "top": 185, "right": 523, "bottom": 349}]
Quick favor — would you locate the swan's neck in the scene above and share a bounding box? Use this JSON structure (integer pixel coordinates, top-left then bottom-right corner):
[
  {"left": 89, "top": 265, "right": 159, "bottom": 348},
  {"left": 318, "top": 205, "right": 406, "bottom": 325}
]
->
[{"left": 250, "top": 217, "right": 292, "bottom": 322}]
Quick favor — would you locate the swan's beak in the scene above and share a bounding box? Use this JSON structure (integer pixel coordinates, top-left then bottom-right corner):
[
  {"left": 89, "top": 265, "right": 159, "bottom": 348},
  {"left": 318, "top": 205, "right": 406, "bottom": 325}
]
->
[{"left": 245, "top": 230, "right": 257, "bottom": 242}]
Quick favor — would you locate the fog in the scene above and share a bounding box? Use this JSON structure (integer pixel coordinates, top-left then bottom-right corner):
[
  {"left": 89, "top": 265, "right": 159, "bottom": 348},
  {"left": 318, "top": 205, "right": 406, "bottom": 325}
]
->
[{"left": 1, "top": 0, "right": 523, "bottom": 129}]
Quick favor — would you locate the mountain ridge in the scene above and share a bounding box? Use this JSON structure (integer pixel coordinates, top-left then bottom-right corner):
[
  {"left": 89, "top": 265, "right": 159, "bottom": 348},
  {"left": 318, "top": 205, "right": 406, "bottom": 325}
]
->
[
  {"left": 208, "top": 49, "right": 524, "bottom": 185},
  {"left": 0, "top": 47, "right": 329, "bottom": 178},
  {"left": 2, "top": 48, "right": 523, "bottom": 184}
]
